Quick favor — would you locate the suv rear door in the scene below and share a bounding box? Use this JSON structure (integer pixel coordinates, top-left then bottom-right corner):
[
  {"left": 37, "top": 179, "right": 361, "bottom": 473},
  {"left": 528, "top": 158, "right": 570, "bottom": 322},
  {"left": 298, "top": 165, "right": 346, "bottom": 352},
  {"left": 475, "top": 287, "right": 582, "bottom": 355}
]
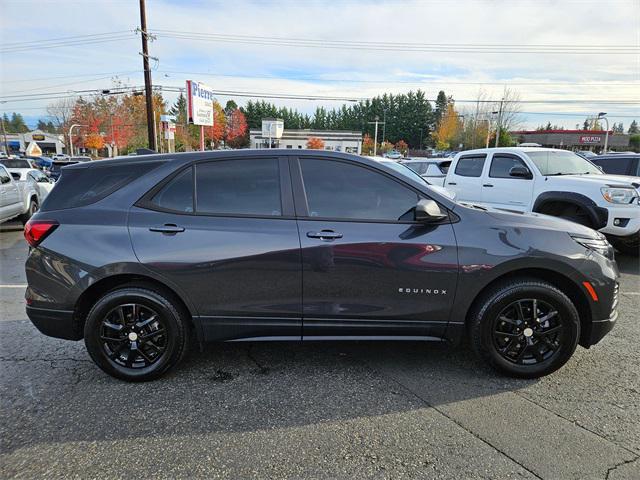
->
[
  {"left": 128, "top": 156, "right": 302, "bottom": 342},
  {"left": 292, "top": 156, "right": 458, "bottom": 339}
]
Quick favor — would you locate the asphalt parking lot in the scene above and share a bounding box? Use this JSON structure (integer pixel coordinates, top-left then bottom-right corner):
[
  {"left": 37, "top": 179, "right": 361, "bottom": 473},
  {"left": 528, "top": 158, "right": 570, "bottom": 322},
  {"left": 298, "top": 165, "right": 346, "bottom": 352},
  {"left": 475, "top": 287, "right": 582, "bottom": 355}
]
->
[{"left": 1, "top": 223, "right": 638, "bottom": 479}]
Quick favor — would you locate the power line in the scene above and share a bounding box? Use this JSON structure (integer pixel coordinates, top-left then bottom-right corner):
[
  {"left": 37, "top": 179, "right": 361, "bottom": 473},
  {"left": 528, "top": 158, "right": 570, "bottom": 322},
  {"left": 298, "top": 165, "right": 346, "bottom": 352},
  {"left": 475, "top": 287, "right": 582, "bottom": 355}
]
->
[
  {"left": 0, "top": 34, "right": 137, "bottom": 54},
  {"left": 1, "top": 30, "right": 134, "bottom": 47},
  {"left": 151, "top": 29, "right": 640, "bottom": 55}
]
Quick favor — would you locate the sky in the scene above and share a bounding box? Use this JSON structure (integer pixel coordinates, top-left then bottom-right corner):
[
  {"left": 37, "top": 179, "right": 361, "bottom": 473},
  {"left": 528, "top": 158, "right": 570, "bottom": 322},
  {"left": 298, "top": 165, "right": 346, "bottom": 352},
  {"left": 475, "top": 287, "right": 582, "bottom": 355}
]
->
[{"left": 1, "top": 0, "right": 639, "bottom": 131}]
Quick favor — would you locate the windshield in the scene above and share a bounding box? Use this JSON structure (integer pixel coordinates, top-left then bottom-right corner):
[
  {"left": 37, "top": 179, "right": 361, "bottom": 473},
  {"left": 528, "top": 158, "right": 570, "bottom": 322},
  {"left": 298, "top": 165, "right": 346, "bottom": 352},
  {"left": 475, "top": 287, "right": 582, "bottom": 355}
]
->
[
  {"left": 0, "top": 159, "right": 30, "bottom": 169},
  {"left": 526, "top": 150, "right": 602, "bottom": 176},
  {"left": 381, "top": 161, "right": 430, "bottom": 185}
]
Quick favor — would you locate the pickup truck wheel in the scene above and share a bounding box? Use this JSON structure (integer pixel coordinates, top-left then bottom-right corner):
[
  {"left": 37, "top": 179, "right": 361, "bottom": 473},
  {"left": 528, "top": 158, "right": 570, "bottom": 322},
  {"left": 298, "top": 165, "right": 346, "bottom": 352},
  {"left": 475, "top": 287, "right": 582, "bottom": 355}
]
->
[
  {"left": 84, "top": 287, "right": 190, "bottom": 381},
  {"left": 19, "top": 199, "right": 38, "bottom": 225},
  {"left": 469, "top": 279, "right": 580, "bottom": 378},
  {"left": 556, "top": 205, "right": 592, "bottom": 228}
]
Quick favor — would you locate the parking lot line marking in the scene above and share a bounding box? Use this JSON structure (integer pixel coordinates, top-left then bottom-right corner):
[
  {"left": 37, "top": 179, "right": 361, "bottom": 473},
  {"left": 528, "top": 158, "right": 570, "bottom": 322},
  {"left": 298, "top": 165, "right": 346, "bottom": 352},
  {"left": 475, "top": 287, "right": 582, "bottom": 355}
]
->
[
  {"left": 622, "top": 292, "right": 640, "bottom": 296},
  {"left": 0, "top": 284, "right": 27, "bottom": 288}
]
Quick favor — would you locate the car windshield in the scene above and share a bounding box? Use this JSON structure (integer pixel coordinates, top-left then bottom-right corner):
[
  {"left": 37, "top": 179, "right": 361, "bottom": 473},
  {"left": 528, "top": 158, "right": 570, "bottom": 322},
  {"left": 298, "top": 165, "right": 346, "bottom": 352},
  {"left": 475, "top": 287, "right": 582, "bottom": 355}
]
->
[
  {"left": 404, "top": 162, "right": 429, "bottom": 175},
  {"left": 0, "top": 159, "right": 30, "bottom": 168},
  {"left": 526, "top": 150, "right": 602, "bottom": 176},
  {"left": 381, "top": 161, "right": 429, "bottom": 185}
]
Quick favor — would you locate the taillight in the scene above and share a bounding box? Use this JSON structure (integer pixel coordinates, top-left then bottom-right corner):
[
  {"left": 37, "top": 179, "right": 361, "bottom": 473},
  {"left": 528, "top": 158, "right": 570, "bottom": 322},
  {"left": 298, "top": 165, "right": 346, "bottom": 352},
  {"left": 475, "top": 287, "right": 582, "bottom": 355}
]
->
[{"left": 24, "top": 219, "right": 59, "bottom": 247}]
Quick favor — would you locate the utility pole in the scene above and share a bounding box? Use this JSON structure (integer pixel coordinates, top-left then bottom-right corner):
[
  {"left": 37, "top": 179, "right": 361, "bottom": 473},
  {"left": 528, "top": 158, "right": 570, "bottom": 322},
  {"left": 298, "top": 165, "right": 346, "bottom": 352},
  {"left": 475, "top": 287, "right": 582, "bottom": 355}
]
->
[
  {"left": 368, "top": 116, "right": 385, "bottom": 156},
  {"left": 139, "top": 0, "right": 156, "bottom": 151},
  {"left": 0, "top": 115, "right": 8, "bottom": 156},
  {"left": 494, "top": 98, "right": 504, "bottom": 148},
  {"left": 471, "top": 99, "right": 480, "bottom": 149},
  {"left": 598, "top": 112, "right": 609, "bottom": 153}
]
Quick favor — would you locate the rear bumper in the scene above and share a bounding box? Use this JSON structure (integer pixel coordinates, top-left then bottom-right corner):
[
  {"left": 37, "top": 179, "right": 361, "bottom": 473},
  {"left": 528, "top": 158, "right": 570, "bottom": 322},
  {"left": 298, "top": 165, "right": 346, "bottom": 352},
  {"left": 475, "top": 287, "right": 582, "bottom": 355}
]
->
[{"left": 26, "top": 305, "right": 81, "bottom": 340}]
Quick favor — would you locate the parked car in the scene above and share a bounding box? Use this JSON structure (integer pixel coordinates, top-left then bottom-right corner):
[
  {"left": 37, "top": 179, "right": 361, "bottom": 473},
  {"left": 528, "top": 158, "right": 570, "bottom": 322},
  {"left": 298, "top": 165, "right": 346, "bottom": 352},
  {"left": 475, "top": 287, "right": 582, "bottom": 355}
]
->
[
  {"left": 49, "top": 160, "right": 79, "bottom": 181},
  {"left": 71, "top": 156, "right": 92, "bottom": 162},
  {"left": 590, "top": 153, "right": 639, "bottom": 177},
  {"left": 28, "top": 156, "right": 54, "bottom": 169},
  {"left": 0, "top": 164, "right": 40, "bottom": 224},
  {"left": 25, "top": 150, "right": 618, "bottom": 381},
  {"left": 444, "top": 147, "right": 639, "bottom": 255},
  {"left": 0, "top": 158, "right": 37, "bottom": 170},
  {"left": 400, "top": 158, "right": 452, "bottom": 186},
  {"left": 383, "top": 150, "right": 403, "bottom": 160},
  {"left": 576, "top": 150, "right": 597, "bottom": 159},
  {"left": 376, "top": 158, "right": 456, "bottom": 200}
]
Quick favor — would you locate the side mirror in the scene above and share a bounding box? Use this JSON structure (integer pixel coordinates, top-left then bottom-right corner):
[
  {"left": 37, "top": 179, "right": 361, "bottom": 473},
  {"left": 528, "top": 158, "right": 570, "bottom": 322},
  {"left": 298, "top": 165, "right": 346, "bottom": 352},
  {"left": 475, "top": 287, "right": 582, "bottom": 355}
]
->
[
  {"left": 509, "top": 166, "right": 532, "bottom": 179},
  {"left": 414, "top": 199, "right": 447, "bottom": 222}
]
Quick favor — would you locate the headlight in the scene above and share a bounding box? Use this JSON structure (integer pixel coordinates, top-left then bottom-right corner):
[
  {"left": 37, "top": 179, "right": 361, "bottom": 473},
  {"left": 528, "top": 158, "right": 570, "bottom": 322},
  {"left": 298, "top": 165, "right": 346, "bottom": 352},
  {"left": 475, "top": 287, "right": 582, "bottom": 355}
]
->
[
  {"left": 601, "top": 186, "right": 638, "bottom": 204},
  {"left": 570, "top": 234, "right": 612, "bottom": 257}
]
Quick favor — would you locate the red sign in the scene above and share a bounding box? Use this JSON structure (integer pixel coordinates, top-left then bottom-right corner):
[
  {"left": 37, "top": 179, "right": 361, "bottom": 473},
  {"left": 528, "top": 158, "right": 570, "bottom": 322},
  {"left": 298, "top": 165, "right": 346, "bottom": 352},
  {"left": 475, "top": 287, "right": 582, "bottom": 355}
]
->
[{"left": 579, "top": 135, "right": 602, "bottom": 144}]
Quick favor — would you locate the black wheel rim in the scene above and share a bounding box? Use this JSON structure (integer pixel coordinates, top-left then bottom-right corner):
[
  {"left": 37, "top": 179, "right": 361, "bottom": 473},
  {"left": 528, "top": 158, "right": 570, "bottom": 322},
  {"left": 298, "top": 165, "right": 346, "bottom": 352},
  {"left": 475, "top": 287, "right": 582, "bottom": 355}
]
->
[
  {"left": 99, "top": 303, "right": 167, "bottom": 369},
  {"left": 492, "top": 299, "right": 564, "bottom": 365}
]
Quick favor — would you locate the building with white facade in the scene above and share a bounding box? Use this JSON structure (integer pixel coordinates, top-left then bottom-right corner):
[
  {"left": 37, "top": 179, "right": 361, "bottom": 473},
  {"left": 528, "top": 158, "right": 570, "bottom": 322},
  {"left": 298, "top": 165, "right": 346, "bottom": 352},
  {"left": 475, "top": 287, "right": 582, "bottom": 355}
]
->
[
  {"left": 249, "top": 128, "right": 362, "bottom": 154},
  {"left": 1, "top": 130, "right": 65, "bottom": 156}
]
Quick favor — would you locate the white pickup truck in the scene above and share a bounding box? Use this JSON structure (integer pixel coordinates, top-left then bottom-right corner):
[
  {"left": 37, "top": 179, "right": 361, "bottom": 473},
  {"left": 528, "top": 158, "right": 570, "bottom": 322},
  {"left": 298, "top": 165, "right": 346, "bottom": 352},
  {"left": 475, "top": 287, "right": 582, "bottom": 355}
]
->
[
  {"left": 0, "top": 164, "right": 41, "bottom": 225},
  {"left": 445, "top": 147, "right": 640, "bottom": 255}
]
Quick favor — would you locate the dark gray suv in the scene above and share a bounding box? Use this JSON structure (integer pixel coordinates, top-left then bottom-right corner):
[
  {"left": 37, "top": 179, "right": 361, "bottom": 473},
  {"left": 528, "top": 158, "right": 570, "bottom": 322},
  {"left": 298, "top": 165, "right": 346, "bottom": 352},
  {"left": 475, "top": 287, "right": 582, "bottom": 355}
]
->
[{"left": 24, "top": 150, "right": 619, "bottom": 381}]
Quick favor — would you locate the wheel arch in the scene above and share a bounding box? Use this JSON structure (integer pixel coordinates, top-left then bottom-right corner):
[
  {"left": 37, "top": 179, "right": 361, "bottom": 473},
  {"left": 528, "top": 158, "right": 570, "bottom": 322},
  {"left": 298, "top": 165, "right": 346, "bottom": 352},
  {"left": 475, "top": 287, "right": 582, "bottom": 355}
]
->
[
  {"left": 461, "top": 267, "right": 593, "bottom": 348},
  {"left": 532, "top": 191, "right": 608, "bottom": 230},
  {"left": 72, "top": 273, "right": 201, "bottom": 341}
]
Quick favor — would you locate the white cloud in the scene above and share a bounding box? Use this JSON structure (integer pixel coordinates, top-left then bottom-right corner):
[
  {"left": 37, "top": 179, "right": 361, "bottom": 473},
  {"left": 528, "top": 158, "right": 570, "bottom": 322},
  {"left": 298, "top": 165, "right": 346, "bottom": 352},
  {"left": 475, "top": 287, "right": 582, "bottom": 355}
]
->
[{"left": 1, "top": 0, "right": 638, "bottom": 128}]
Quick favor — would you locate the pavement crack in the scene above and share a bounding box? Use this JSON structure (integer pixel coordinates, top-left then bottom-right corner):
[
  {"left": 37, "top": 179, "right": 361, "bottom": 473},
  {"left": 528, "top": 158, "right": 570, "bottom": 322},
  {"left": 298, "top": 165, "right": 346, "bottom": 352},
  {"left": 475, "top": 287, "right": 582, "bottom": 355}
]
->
[
  {"left": 605, "top": 455, "right": 639, "bottom": 480},
  {"left": 513, "top": 391, "right": 640, "bottom": 457},
  {"left": 361, "top": 361, "right": 543, "bottom": 479},
  {"left": 245, "top": 346, "right": 270, "bottom": 375}
]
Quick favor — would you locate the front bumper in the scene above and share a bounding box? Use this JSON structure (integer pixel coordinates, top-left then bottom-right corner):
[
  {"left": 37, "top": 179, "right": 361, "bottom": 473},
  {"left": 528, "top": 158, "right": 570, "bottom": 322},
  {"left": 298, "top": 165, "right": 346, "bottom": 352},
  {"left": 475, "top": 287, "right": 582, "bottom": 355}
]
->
[
  {"left": 599, "top": 204, "right": 640, "bottom": 237},
  {"left": 26, "top": 305, "right": 81, "bottom": 340},
  {"left": 587, "top": 309, "right": 617, "bottom": 346}
]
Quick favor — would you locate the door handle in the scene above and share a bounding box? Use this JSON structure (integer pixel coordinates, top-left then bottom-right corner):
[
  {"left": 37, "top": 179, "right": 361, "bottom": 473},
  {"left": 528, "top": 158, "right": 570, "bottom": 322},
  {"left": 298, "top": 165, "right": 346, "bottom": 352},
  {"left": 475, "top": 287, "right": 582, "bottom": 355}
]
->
[
  {"left": 149, "top": 224, "right": 185, "bottom": 234},
  {"left": 447, "top": 182, "right": 457, "bottom": 185},
  {"left": 483, "top": 184, "right": 494, "bottom": 187},
  {"left": 307, "top": 230, "right": 343, "bottom": 240}
]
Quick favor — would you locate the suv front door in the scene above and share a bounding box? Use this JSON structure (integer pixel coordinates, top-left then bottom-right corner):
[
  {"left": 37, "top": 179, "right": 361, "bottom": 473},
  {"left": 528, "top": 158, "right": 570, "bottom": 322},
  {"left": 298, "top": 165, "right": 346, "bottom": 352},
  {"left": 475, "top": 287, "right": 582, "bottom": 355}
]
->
[
  {"left": 129, "top": 157, "right": 302, "bottom": 342},
  {"left": 292, "top": 157, "right": 458, "bottom": 339}
]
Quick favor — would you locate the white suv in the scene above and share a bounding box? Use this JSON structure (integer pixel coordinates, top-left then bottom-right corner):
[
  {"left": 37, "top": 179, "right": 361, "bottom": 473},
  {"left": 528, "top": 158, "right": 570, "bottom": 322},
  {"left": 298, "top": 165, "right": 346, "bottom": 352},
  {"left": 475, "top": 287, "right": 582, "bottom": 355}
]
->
[{"left": 445, "top": 147, "right": 640, "bottom": 255}]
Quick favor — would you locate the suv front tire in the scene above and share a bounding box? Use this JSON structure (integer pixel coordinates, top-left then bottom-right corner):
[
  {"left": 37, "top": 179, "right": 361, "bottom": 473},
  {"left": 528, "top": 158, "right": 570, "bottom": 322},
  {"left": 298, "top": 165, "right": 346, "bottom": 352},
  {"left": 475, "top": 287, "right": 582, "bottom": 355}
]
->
[{"left": 469, "top": 278, "right": 580, "bottom": 378}]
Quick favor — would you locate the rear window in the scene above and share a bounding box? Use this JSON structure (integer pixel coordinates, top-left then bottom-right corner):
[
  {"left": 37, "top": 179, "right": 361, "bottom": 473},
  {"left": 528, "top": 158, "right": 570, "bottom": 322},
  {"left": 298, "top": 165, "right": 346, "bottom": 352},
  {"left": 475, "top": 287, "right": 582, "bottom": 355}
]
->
[
  {"left": 0, "top": 159, "right": 30, "bottom": 169},
  {"left": 591, "top": 157, "right": 631, "bottom": 175},
  {"left": 41, "top": 161, "right": 163, "bottom": 211}
]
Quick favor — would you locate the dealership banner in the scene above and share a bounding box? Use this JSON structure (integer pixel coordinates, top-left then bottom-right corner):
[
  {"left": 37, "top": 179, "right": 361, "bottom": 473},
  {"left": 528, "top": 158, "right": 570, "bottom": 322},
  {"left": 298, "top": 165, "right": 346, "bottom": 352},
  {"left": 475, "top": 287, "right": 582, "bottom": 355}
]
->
[{"left": 186, "top": 80, "right": 215, "bottom": 126}]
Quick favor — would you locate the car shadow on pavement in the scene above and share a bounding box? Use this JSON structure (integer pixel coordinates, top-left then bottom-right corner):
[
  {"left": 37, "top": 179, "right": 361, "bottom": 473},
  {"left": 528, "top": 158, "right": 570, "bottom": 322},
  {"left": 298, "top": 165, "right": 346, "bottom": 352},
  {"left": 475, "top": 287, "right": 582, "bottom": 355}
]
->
[
  {"left": 615, "top": 252, "right": 639, "bottom": 275},
  {"left": 1, "top": 322, "right": 536, "bottom": 454}
]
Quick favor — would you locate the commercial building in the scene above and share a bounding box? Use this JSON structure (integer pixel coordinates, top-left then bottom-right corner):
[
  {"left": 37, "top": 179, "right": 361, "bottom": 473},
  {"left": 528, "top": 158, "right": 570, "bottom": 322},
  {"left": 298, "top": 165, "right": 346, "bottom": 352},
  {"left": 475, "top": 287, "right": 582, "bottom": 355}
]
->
[
  {"left": 512, "top": 130, "right": 630, "bottom": 152},
  {"left": 249, "top": 128, "right": 362, "bottom": 154},
  {"left": 1, "top": 130, "right": 65, "bottom": 156}
]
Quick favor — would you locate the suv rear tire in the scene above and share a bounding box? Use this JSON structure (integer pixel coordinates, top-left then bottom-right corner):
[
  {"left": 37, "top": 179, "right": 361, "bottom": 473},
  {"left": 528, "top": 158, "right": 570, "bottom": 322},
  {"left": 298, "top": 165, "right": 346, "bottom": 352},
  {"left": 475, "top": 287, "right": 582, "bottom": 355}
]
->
[
  {"left": 84, "top": 286, "right": 190, "bottom": 381},
  {"left": 469, "top": 278, "right": 580, "bottom": 378}
]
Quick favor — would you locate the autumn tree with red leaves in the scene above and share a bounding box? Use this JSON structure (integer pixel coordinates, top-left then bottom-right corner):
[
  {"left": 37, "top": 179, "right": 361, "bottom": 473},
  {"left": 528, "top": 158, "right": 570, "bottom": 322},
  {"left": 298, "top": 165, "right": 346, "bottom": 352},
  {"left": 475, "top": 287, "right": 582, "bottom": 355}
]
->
[
  {"left": 306, "top": 137, "right": 324, "bottom": 149},
  {"left": 225, "top": 109, "right": 248, "bottom": 148}
]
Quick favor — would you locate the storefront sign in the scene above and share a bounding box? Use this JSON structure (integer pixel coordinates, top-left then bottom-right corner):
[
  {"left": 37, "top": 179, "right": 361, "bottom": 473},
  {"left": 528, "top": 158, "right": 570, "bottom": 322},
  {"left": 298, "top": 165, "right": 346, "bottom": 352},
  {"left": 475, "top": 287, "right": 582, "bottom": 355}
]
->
[
  {"left": 186, "top": 80, "right": 214, "bottom": 126},
  {"left": 579, "top": 135, "right": 602, "bottom": 144},
  {"left": 32, "top": 134, "right": 45, "bottom": 141}
]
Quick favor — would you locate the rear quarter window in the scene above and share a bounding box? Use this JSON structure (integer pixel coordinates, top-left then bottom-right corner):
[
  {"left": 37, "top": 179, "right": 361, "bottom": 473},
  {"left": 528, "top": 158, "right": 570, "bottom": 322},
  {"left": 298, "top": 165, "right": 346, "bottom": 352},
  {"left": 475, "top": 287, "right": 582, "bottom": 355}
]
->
[{"left": 41, "top": 161, "right": 163, "bottom": 211}]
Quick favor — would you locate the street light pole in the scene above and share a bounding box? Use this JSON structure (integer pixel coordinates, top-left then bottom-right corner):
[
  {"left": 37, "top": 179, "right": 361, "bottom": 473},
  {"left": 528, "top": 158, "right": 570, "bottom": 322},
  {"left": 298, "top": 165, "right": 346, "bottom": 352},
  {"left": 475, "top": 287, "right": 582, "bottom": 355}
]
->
[
  {"left": 68, "top": 124, "right": 86, "bottom": 157},
  {"left": 368, "top": 116, "right": 385, "bottom": 157},
  {"left": 494, "top": 99, "right": 504, "bottom": 148},
  {"left": 598, "top": 112, "right": 609, "bottom": 153}
]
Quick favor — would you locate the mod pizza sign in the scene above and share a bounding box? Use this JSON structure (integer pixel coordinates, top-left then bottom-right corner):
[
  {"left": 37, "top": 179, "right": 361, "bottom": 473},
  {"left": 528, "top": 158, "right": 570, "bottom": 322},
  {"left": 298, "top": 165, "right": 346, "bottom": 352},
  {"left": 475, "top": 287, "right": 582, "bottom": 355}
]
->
[
  {"left": 579, "top": 135, "right": 602, "bottom": 144},
  {"left": 186, "top": 80, "right": 215, "bottom": 126}
]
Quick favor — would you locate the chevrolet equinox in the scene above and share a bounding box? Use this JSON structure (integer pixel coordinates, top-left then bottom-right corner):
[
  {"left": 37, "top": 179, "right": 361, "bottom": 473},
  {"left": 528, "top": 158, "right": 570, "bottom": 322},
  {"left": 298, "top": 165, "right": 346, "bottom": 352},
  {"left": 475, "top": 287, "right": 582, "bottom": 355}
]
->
[{"left": 24, "top": 150, "right": 619, "bottom": 381}]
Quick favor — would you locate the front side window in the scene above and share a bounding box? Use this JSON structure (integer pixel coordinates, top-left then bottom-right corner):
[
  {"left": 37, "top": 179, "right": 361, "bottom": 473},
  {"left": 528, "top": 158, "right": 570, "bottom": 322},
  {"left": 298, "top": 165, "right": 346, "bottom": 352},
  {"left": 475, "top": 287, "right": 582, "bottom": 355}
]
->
[
  {"left": 0, "top": 166, "right": 10, "bottom": 184},
  {"left": 489, "top": 155, "right": 531, "bottom": 178},
  {"left": 454, "top": 155, "right": 486, "bottom": 177},
  {"left": 300, "top": 159, "right": 418, "bottom": 221},
  {"left": 196, "top": 159, "right": 281, "bottom": 216}
]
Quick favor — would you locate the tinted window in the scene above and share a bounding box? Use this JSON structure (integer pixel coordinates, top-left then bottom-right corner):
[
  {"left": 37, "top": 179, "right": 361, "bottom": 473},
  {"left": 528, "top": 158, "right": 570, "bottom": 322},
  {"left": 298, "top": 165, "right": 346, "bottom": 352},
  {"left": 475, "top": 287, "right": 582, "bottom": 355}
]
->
[
  {"left": 591, "top": 157, "right": 630, "bottom": 175},
  {"left": 0, "top": 159, "right": 30, "bottom": 169},
  {"left": 0, "top": 166, "right": 10, "bottom": 184},
  {"left": 151, "top": 167, "right": 194, "bottom": 213},
  {"left": 489, "top": 155, "right": 530, "bottom": 178},
  {"left": 41, "top": 161, "right": 162, "bottom": 211},
  {"left": 300, "top": 159, "right": 418, "bottom": 221},
  {"left": 196, "top": 159, "right": 281, "bottom": 216},
  {"left": 454, "top": 155, "right": 486, "bottom": 177}
]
